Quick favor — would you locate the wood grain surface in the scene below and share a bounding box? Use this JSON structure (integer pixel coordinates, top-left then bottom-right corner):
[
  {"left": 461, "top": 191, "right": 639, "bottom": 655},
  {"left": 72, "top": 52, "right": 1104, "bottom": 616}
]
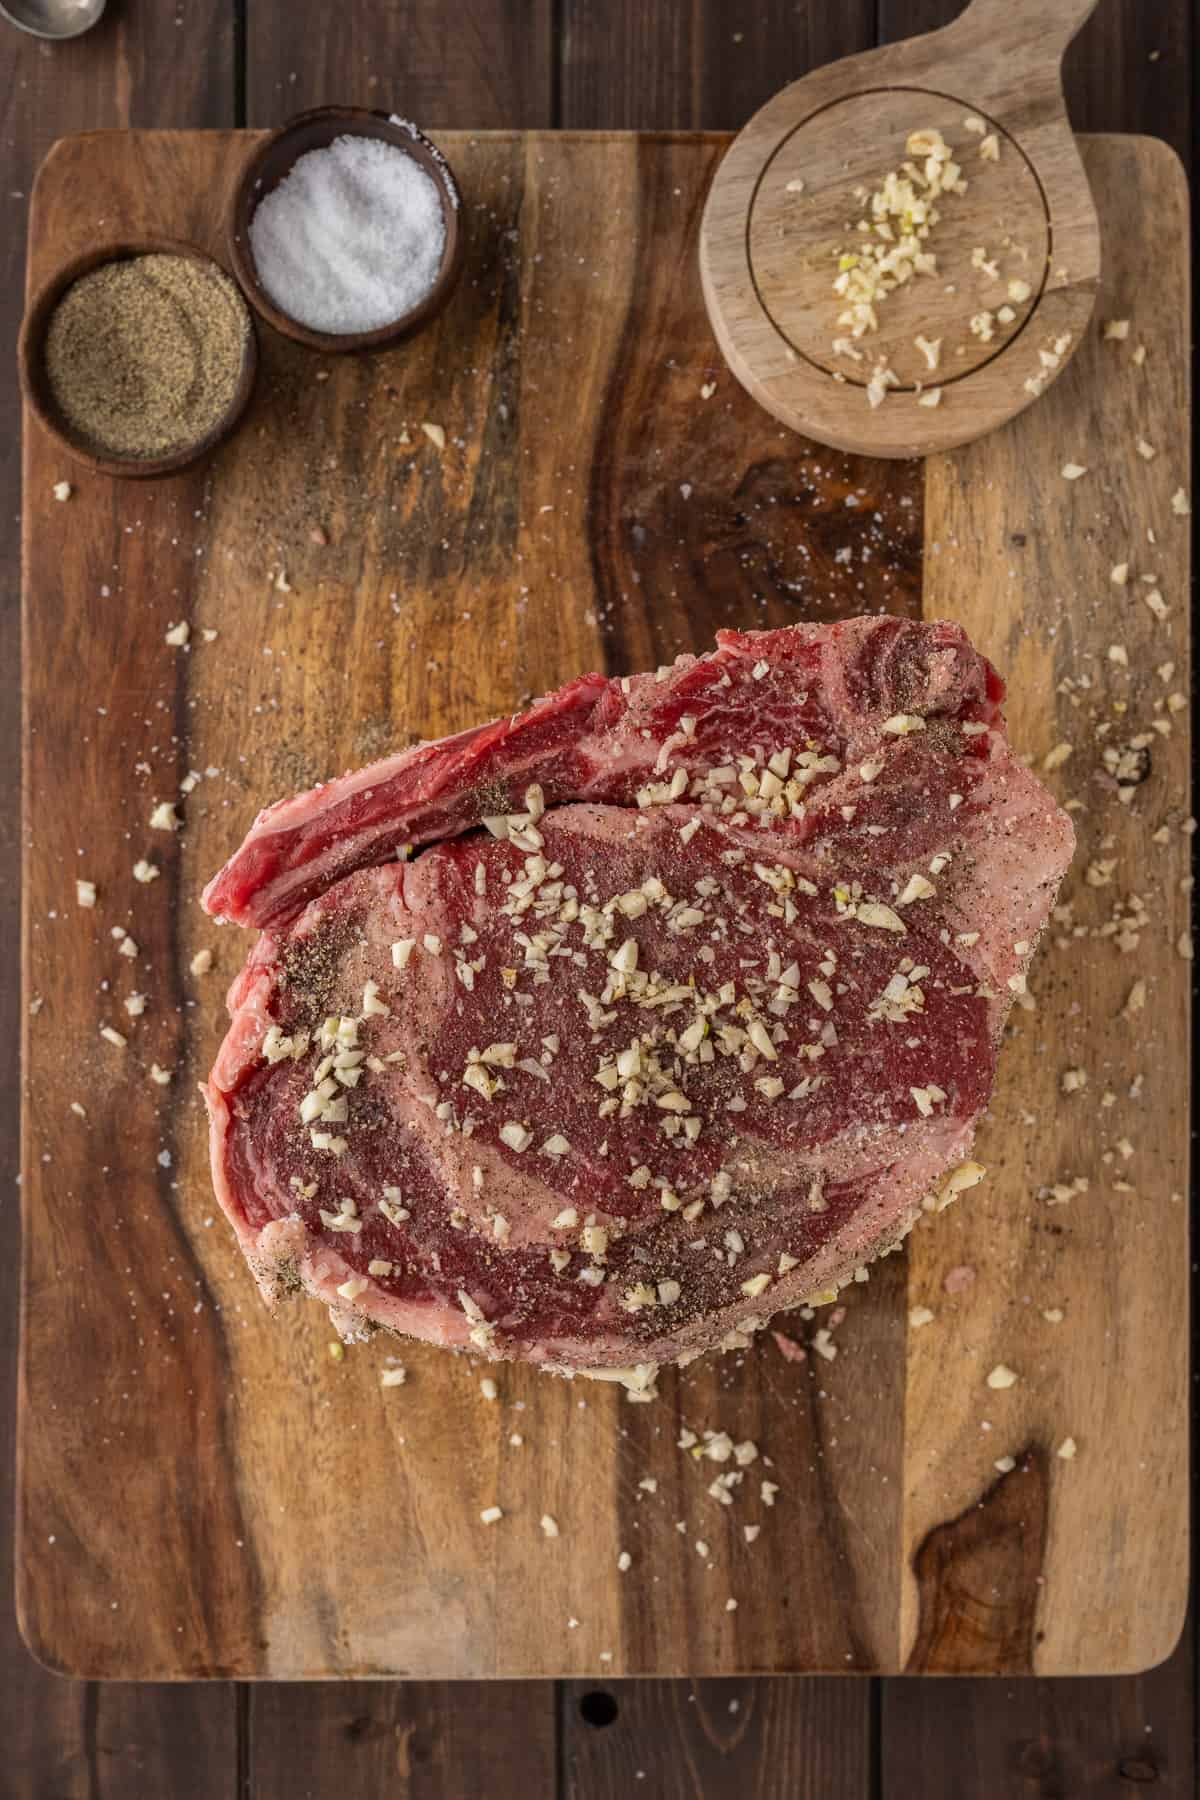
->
[
  {"left": 558, "top": 2, "right": 875, "bottom": 133},
  {"left": 3, "top": 1, "right": 1194, "bottom": 1795},
  {"left": 246, "top": 2, "right": 556, "bottom": 130},
  {"left": 903, "top": 134, "right": 1191, "bottom": 1677},
  {"left": 250, "top": 1682, "right": 557, "bottom": 1798},
  {"left": 881, "top": 1646, "right": 1196, "bottom": 1798},
  {"left": 18, "top": 127, "right": 918, "bottom": 1686},
  {"left": 881, "top": 0, "right": 1194, "bottom": 172},
  {"left": 0, "top": 9, "right": 247, "bottom": 1797},
  {"left": 17, "top": 125, "right": 1188, "bottom": 1689},
  {"left": 561, "top": 1678, "right": 872, "bottom": 1798}
]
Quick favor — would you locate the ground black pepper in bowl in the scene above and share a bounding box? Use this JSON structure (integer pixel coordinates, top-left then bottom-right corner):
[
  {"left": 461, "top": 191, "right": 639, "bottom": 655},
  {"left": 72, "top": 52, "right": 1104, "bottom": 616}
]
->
[{"left": 20, "top": 240, "right": 257, "bottom": 478}]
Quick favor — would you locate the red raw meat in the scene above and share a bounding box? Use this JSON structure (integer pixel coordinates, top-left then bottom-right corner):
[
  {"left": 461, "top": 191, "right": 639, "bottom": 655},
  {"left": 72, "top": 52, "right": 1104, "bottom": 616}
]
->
[{"left": 203, "top": 619, "right": 1073, "bottom": 1379}]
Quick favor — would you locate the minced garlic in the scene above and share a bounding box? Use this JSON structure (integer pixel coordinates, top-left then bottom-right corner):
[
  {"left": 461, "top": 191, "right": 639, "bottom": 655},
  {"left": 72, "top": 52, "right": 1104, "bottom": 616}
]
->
[{"left": 831, "top": 125, "right": 965, "bottom": 375}]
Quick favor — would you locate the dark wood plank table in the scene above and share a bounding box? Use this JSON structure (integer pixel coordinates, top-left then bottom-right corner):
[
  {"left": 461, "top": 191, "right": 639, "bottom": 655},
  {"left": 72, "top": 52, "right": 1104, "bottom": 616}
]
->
[{"left": 2, "top": 2, "right": 1192, "bottom": 1793}]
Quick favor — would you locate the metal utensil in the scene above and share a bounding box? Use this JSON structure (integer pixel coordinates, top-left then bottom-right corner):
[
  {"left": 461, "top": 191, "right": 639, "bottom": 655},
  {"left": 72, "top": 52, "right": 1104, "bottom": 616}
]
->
[{"left": 0, "top": 0, "right": 105, "bottom": 40}]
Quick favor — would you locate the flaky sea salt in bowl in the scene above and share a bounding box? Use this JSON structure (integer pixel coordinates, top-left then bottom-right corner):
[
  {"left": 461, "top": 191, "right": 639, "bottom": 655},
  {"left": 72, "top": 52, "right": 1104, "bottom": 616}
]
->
[{"left": 227, "top": 107, "right": 465, "bottom": 353}]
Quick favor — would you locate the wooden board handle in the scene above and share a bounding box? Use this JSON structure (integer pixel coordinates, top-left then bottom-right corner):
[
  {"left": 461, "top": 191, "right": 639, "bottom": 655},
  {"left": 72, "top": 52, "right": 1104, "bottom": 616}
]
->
[{"left": 946, "top": 0, "right": 1099, "bottom": 97}]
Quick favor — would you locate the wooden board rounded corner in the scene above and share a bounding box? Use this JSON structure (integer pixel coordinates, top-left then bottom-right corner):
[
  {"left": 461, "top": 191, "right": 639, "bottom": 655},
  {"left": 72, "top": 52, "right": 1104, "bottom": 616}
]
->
[{"left": 17, "top": 129, "right": 1191, "bottom": 1683}]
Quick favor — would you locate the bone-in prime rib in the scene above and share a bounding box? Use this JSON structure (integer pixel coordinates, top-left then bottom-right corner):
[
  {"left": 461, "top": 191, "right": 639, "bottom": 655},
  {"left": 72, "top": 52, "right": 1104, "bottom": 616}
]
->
[{"left": 203, "top": 618, "right": 1073, "bottom": 1378}]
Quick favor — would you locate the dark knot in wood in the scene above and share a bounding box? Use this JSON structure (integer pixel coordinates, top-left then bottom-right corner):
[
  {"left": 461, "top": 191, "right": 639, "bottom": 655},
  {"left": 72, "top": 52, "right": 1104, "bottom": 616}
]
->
[{"left": 906, "top": 1444, "right": 1049, "bottom": 1673}]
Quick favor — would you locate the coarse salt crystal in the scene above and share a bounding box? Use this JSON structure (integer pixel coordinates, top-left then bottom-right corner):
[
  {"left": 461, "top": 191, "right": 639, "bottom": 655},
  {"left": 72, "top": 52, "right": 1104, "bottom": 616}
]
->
[{"left": 249, "top": 135, "right": 448, "bottom": 335}]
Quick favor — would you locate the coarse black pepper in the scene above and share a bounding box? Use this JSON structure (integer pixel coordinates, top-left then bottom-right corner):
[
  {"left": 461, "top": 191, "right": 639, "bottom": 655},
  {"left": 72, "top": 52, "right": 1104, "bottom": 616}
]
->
[{"left": 44, "top": 252, "right": 250, "bottom": 460}]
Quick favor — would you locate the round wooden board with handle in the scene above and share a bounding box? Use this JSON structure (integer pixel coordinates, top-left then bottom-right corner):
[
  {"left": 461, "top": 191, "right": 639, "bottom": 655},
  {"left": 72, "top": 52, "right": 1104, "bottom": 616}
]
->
[{"left": 700, "top": 0, "right": 1101, "bottom": 457}]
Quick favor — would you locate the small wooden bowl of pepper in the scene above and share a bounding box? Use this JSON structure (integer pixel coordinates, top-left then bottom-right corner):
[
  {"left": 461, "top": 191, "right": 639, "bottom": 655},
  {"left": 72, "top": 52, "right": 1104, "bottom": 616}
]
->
[
  {"left": 19, "top": 238, "right": 258, "bottom": 480},
  {"left": 226, "top": 107, "right": 466, "bottom": 353}
]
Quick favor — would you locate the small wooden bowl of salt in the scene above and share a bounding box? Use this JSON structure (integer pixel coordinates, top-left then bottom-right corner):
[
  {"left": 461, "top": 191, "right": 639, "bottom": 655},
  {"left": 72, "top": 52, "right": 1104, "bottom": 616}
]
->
[{"left": 227, "top": 107, "right": 466, "bottom": 353}]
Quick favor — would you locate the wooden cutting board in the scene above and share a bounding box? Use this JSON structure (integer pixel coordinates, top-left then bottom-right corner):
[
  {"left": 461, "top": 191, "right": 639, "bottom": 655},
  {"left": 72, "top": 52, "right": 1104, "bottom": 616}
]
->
[{"left": 19, "top": 129, "right": 1189, "bottom": 1681}]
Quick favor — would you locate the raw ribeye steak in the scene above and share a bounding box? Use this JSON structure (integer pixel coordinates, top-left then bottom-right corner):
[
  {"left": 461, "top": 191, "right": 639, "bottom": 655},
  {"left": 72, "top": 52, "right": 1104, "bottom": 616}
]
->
[{"left": 203, "top": 618, "right": 1073, "bottom": 1378}]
